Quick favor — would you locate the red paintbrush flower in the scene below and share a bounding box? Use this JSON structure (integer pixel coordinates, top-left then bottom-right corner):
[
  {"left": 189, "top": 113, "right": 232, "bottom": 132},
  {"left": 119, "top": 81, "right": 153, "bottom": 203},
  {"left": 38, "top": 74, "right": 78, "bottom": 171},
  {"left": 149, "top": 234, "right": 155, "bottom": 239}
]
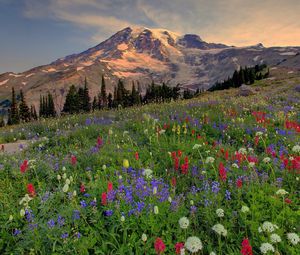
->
[
  {"left": 181, "top": 163, "right": 188, "bottom": 174},
  {"left": 254, "top": 136, "right": 259, "bottom": 146},
  {"left": 225, "top": 150, "right": 229, "bottom": 160},
  {"left": 20, "top": 160, "right": 28, "bottom": 173},
  {"left": 175, "top": 242, "right": 184, "bottom": 254},
  {"left": 236, "top": 179, "right": 243, "bottom": 188},
  {"left": 285, "top": 198, "right": 292, "bottom": 204},
  {"left": 177, "top": 150, "right": 182, "bottom": 157},
  {"left": 219, "top": 162, "right": 227, "bottom": 181},
  {"left": 101, "top": 192, "right": 107, "bottom": 206},
  {"left": 71, "top": 155, "right": 77, "bottom": 165},
  {"left": 241, "top": 238, "right": 253, "bottom": 255},
  {"left": 171, "top": 177, "right": 176, "bottom": 187},
  {"left": 174, "top": 157, "right": 179, "bottom": 171},
  {"left": 135, "top": 152, "right": 139, "bottom": 160},
  {"left": 154, "top": 238, "right": 166, "bottom": 255},
  {"left": 107, "top": 181, "right": 113, "bottom": 192},
  {"left": 80, "top": 184, "right": 85, "bottom": 193},
  {"left": 97, "top": 136, "right": 103, "bottom": 147},
  {"left": 27, "top": 183, "right": 36, "bottom": 197}
]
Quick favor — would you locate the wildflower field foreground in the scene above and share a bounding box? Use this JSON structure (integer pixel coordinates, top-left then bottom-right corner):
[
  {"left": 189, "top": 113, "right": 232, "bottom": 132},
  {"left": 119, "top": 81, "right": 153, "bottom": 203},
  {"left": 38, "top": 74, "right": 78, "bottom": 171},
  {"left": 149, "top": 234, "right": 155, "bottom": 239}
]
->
[{"left": 0, "top": 70, "right": 299, "bottom": 254}]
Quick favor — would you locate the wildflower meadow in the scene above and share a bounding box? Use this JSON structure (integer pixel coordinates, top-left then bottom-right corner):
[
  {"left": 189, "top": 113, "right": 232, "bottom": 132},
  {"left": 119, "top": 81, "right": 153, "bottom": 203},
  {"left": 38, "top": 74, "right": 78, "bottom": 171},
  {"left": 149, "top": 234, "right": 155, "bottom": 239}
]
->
[{"left": 0, "top": 81, "right": 299, "bottom": 254}]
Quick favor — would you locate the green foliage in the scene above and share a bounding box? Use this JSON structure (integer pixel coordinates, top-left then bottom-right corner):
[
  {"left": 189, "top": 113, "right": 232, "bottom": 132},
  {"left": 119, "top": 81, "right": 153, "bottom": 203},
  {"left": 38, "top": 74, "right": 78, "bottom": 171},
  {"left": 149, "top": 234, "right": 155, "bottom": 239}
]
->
[{"left": 209, "top": 64, "right": 269, "bottom": 91}]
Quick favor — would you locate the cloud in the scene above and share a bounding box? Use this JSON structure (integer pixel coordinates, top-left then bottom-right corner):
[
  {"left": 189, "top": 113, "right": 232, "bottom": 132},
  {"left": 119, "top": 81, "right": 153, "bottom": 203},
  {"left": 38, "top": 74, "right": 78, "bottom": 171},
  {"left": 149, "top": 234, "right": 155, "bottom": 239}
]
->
[{"left": 22, "top": 0, "right": 300, "bottom": 46}]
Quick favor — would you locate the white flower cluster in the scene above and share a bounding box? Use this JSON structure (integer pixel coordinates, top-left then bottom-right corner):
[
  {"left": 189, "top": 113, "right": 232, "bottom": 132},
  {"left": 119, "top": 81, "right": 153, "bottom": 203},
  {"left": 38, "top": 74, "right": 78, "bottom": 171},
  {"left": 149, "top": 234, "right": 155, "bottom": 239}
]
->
[
  {"left": 212, "top": 224, "right": 227, "bottom": 236},
  {"left": 238, "top": 148, "right": 247, "bottom": 155},
  {"left": 179, "top": 217, "right": 190, "bottom": 229},
  {"left": 275, "top": 189, "right": 288, "bottom": 196},
  {"left": 19, "top": 194, "right": 33, "bottom": 208},
  {"left": 270, "top": 233, "right": 281, "bottom": 243},
  {"left": 216, "top": 208, "right": 224, "bottom": 217},
  {"left": 192, "top": 144, "right": 202, "bottom": 150},
  {"left": 263, "top": 157, "right": 271, "bottom": 163},
  {"left": 241, "top": 205, "right": 250, "bottom": 213},
  {"left": 205, "top": 157, "right": 215, "bottom": 164},
  {"left": 256, "top": 131, "right": 264, "bottom": 137},
  {"left": 185, "top": 236, "right": 203, "bottom": 253},
  {"left": 260, "top": 243, "right": 275, "bottom": 254},
  {"left": 58, "top": 172, "right": 74, "bottom": 193},
  {"left": 142, "top": 168, "right": 153, "bottom": 179},
  {"left": 141, "top": 233, "right": 147, "bottom": 242},
  {"left": 292, "top": 144, "right": 300, "bottom": 153},
  {"left": 258, "top": 221, "right": 279, "bottom": 233},
  {"left": 287, "top": 233, "right": 299, "bottom": 245},
  {"left": 232, "top": 163, "right": 239, "bottom": 169}
]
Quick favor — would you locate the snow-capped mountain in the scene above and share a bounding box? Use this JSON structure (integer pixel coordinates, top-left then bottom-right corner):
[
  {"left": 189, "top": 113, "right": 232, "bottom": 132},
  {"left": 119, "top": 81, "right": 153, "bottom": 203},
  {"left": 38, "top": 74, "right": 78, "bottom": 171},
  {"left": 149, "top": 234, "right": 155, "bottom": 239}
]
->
[{"left": 0, "top": 26, "right": 300, "bottom": 108}]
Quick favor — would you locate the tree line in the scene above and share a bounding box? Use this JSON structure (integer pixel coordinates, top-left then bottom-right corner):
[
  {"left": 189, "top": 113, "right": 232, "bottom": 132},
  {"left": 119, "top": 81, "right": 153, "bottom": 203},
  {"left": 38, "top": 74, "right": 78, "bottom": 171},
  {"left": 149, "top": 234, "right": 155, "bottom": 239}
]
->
[
  {"left": 208, "top": 64, "right": 269, "bottom": 91},
  {"left": 2, "top": 64, "right": 268, "bottom": 127}
]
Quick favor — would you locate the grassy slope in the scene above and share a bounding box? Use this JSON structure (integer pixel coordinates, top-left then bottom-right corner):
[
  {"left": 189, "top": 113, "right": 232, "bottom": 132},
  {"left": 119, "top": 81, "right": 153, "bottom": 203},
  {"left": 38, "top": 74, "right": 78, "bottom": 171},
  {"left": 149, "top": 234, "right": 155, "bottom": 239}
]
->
[{"left": 0, "top": 68, "right": 299, "bottom": 254}]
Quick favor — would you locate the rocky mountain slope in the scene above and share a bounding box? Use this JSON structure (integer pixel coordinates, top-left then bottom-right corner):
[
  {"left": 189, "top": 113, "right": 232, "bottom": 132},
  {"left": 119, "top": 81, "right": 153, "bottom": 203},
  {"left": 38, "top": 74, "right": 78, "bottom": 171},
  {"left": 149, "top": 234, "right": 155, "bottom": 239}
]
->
[{"left": 1, "top": 26, "right": 300, "bottom": 108}]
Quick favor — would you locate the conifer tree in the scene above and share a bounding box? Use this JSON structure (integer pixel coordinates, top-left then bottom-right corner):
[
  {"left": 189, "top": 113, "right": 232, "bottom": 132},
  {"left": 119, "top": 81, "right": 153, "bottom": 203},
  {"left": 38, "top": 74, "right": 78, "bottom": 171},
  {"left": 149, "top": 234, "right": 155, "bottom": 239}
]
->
[
  {"left": 131, "top": 82, "right": 140, "bottom": 106},
  {"left": 112, "top": 86, "right": 117, "bottom": 108},
  {"left": 82, "top": 78, "right": 91, "bottom": 112},
  {"left": 63, "top": 85, "right": 79, "bottom": 114},
  {"left": 9, "top": 87, "right": 19, "bottom": 125},
  {"left": 107, "top": 93, "right": 113, "bottom": 109},
  {"left": 19, "top": 90, "right": 30, "bottom": 122},
  {"left": 39, "top": 95, "right": 43, "bottom": 117},
  {"left": 47, "top": 92, "right": 56, "bottom": 117},
  {"left": 100, "top": 75, "right": 107, "bottom": 108},
  {"left": 30, "top": 105, "right": 38, "bottom": 120},
  {"left": 7, "top": 109, "right": 12, "bottom": 125},
  {"left": 92, "top": 96, "right": 97, "bottom": 111},
  {"left": 77, "top": 87, "right": 85, "bottom": 112}
]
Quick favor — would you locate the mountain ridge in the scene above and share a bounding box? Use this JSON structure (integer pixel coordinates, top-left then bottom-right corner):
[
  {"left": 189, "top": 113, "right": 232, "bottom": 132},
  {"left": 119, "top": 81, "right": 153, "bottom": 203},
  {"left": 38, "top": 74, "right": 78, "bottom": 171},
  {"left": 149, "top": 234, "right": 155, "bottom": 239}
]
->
[{"left": 1, "top": 26, "right": 300, "bottom": 109}]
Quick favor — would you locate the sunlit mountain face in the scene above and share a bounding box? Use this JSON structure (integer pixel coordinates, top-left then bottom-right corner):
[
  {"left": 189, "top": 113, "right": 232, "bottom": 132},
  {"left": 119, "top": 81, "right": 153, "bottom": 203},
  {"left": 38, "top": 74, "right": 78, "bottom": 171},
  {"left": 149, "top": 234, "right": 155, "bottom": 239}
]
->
[{"left": 1, "top": 26, "right": 300, "bottom": 107}]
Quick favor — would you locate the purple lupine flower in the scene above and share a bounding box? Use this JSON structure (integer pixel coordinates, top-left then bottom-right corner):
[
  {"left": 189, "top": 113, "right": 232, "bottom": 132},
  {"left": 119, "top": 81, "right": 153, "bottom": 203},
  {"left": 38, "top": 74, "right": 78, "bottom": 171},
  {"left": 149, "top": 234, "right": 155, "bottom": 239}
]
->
[
  {"left": 204, "top": 199, "right": 212, "bottom": 207},
  {"left": 90, "top": 199, "right": 97, "bottom": 207},
  {"left": 41, "top": 191, "right": 50, "bottom": 203},
  {"left": 25, "top": 209, "right": 34, "bottom": 223},
  {"left": 75, "top": 232, "right": 81, "bottom": 238},
  {"left": 57, "top": 215, "right": 65, "bottom": 227},
  {"left": 47, "top": 219, "right": 55, "bottom": 229},
  {"left": 28, "top": 223, "right": 38, "bottom": 231},
  {"left": 107, "top": 190, "right": 117, "bottom": 202},
  {"left": 72, "top": 210, "right": 80, "bottom": 220},
  {"left": 225, "top": 190, "right": 231, "bottom": 200},
  {"left": 211, "top": 181, "right": 220, "bottom": 194},
  {"left": 136, "top": 201, "right": 145, "bottom": 213},
  {"left": 61, "top": 232, "right": 69, "bottom": 239},
  {"left": 54, "top": 162, "right": 59, "bottom": 171},
  {"left": 80, "top": 200, "right": 87, "bottom": 208},
  {"left": 104, "top": 210, "right": 113, "bottom": 217},
  {"left": 13, "top": 229, "right": 21, "bottom": 236},
  {"left": 190, "top": 205, "right": 197, "bottom": 214},
  {"left": 191, "top": 166, "right": 198, "bottom": 176}
]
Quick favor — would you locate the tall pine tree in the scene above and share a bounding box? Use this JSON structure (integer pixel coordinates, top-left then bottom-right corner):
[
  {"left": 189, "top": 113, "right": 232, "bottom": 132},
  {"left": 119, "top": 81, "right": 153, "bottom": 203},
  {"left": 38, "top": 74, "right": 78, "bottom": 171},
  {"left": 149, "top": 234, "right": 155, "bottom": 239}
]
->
[
  {"left": 19, "top": 90, "right": 30, "bottom": 122},
  {"left": 47, "top": 92, "right": 56, "bottom": 117},
  {"left": 83, "top": 78, "right": 91, "bottom": 112},
  {"left": 9, "top": 87, "right": 19, "bottom": 125},
  {"left": 63, "top": 85, "right": 79, "bottom": 114},
  {"left": 100, "top": 75, "right": 107, "bottom": 108}
]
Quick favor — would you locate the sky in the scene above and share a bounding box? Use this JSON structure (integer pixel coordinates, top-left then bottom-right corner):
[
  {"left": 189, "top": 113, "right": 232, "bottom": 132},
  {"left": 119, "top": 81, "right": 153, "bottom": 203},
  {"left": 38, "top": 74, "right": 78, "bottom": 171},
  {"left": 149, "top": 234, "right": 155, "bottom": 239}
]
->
[{"left": 1, "top": 0, "right": 300, "bottom": 73}]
